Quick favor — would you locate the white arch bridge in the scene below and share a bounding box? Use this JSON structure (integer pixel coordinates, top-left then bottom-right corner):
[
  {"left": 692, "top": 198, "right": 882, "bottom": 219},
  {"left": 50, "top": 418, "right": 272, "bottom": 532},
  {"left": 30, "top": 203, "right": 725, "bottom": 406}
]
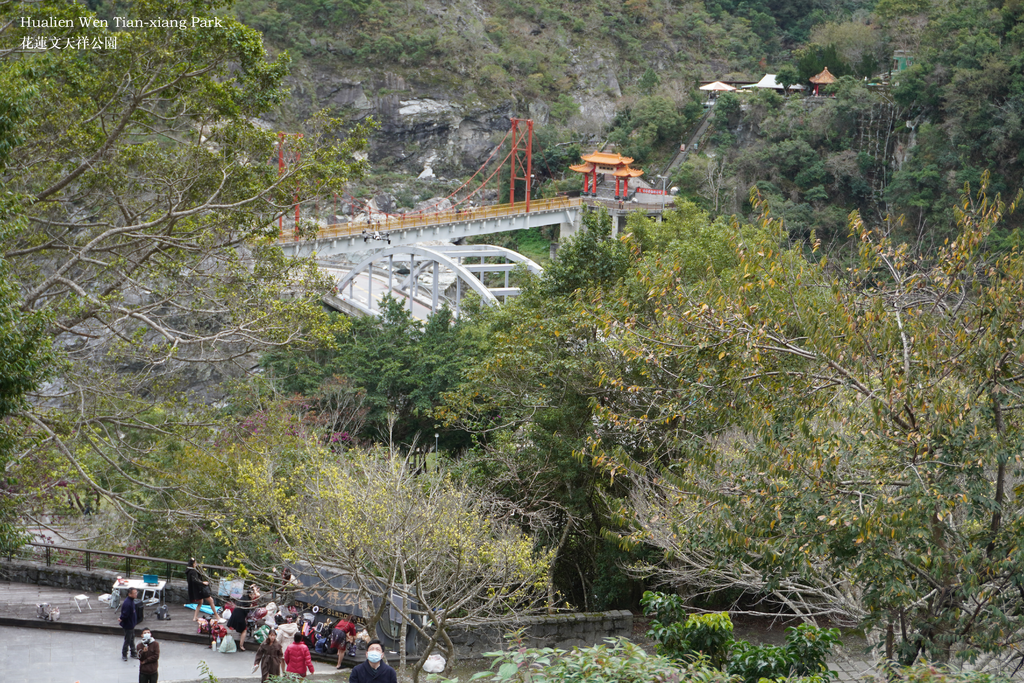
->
[{"left": 323, "top": 245, "right": 543, "bottom": 320}]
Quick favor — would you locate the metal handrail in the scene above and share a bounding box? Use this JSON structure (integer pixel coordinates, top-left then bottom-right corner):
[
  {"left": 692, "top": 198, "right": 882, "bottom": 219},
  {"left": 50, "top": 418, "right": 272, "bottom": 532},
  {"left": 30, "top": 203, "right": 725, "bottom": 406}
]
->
[
  {"left": 6, "top": 541, "right": 277, "bottom": 588},
  {"left": 278, "top": 196, "right": 582, "bottom": 244}
]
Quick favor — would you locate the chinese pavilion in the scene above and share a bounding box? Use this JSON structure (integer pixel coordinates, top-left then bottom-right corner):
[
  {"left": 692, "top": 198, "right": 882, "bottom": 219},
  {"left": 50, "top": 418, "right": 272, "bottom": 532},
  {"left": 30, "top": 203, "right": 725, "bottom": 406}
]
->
[
  {"left": 809, "top": 67, "right": 837, "bottom": 96},
  {"left": 570, "top": 151, "right": 645, "bottom": 199}
]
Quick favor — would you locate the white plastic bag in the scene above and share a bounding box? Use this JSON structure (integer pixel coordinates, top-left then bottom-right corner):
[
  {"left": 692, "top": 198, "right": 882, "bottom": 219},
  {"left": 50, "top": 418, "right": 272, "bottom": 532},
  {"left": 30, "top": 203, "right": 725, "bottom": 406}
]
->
[
  {"left": 423, "top": 654, "right": 446, "bottom": 673},
  {"left": 218, "top": 634, "right": 237, "bottom": 653}
]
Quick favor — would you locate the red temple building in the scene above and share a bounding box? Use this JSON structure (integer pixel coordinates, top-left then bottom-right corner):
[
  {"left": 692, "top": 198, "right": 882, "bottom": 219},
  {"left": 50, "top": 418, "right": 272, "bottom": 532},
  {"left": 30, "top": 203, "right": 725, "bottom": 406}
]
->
[{"left": 570, "top": 151, "right": 645, "bottom": 200}]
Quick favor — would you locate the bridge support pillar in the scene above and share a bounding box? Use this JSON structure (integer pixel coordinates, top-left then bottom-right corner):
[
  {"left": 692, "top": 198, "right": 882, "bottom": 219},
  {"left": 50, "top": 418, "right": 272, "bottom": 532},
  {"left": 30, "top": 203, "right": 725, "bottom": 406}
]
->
[{"left": 558, "top": 219, "right": 580, "bottom": 243}]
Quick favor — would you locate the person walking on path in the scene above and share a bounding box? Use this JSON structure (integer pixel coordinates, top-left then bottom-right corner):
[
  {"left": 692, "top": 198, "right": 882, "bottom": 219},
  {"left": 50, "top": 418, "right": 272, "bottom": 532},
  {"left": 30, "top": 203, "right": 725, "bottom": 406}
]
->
[
  {"left": 119, "top": 588, "right": 138, "bottom": 661},
  {"left": 253, "top": 629, "right": 284, "bottom": 682},
  {"left": 349, "top": 639, "right": 397, "bottom": 683},
  {"left": 186, "top": 558, "right": 216, "bottom": 621},
  {"left": 284, "top": 632, "right": 315, "bottom": 678},
  {"left": 138, "top": 628, "right": 160, "bottom": 683}
]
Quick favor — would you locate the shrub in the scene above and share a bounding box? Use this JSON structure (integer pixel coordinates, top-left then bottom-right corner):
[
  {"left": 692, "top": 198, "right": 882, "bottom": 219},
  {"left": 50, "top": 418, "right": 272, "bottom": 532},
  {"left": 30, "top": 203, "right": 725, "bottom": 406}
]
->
[
  {"left": 784, "top": 624, "right": 841, "bottom": 677},
  {"left": 729, "top": 642, "right": 795, "bottom": 683},
  {"left": 642, "top": 592, "right": 841, "bottom": 682},
  {"left": 873, "top": 663, "right": 1013, "bottom": 683},
  {"left": 429, "top": 636, "right": 735, "bottom": 683},
  {"left": 728, "top": 625, "right": 840, "bottom": 683},
  {"left": 642, "top": 592, "right": 734, "bottom": 667}
]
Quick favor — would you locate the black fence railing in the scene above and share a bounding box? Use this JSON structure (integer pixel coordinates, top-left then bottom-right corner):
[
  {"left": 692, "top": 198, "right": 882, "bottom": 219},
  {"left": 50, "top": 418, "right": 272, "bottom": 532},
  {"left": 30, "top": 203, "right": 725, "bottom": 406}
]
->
[{"left": 5, "top": 541, "right": 279, "bottom": 594}]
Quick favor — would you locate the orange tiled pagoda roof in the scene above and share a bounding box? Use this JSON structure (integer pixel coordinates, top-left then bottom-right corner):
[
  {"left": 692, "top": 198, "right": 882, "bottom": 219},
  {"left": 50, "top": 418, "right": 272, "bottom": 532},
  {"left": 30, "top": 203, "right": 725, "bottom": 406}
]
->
[
  {"left": 581, "top": 151, "right": 635, "bottom": 166},
  {"left": 809, "top": 67, "right": 837, "bottom": 84},
  {"left": 573, "top": 151, "right": 644, "bottom": 180}
]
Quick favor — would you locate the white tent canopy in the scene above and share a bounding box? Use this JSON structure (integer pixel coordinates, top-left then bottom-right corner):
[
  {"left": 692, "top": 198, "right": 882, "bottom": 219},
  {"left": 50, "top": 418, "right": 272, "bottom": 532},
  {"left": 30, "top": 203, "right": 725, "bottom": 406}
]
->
[
  {"left": 699, "top": 81, "right": 737, "bottom": 91},
  {"left": 744, "top": 74, "right": 784, "bottom": 90}
]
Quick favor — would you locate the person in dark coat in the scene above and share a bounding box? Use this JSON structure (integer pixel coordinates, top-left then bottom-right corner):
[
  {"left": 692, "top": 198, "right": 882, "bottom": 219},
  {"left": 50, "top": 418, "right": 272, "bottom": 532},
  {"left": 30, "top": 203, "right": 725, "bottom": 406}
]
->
[
  {"left": 186, "top": 558, "right": 216, "bottom": 622},
  {"left": 138, "top": 628, "right": 160, "bottom": 683},
  {"left": 119, "top": 588, "right": 138, "bottom": 661},
  {"left": 350, "top": 639, "right": 397, "bottom": 683},
  {"left": 253, "top": 629, "right": 284, "bottom": 682},
  {"left": 227, "top": 584, "right": 260, "bottom": 651}
]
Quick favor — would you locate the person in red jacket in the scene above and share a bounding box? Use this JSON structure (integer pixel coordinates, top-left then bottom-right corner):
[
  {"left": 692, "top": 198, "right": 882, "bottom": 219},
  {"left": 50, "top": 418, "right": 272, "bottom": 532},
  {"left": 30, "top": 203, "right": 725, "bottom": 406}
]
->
[
  {"left": 284, "top": 632, "right": 315, "bottom": 678},
  {"left": 333, "top": 619, "right": 358, "bottom": 669}
]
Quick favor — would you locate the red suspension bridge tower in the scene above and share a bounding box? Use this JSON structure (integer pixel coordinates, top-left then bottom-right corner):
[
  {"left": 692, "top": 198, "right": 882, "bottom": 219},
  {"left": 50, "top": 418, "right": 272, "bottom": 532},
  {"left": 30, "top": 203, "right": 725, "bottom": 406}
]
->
[{"left": 508, "top": 118, "right": 533, "bottom": 212}]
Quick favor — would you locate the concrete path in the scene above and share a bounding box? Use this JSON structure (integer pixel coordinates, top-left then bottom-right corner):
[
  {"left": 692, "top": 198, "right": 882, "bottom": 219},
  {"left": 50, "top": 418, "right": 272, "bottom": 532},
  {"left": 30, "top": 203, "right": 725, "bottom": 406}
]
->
[{"left": 0, "top": 624, "right": 347, "bottom": 683}]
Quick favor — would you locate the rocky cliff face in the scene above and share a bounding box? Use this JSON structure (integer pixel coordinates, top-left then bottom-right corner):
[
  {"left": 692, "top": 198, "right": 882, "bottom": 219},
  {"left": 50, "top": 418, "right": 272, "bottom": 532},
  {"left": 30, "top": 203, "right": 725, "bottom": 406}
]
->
[
  {"left": 270, "top": 67, "right": 515, "bottom": 176},
  {"left": 264, "top": 42, "right": 626, "bottom": 177}
]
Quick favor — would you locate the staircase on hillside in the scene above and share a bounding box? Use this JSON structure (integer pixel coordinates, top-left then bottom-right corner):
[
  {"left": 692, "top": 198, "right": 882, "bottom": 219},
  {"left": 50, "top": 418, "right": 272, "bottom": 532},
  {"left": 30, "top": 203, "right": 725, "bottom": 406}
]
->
[{"left": 662, "top": 100, "right": 718, "bottom": 177}]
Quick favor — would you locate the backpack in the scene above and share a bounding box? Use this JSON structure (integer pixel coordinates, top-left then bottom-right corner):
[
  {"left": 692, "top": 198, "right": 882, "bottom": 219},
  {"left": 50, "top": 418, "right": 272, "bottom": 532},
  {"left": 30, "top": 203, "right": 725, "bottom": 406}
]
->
[
  {"left": 314, "top": 636, "right": 328, "bottom": 653},
  {"left": 155, "top": 605, "right": 170, "bottom": 620},
  {"left": 252, "top": 625, "right": 270, "bottom": 644}
]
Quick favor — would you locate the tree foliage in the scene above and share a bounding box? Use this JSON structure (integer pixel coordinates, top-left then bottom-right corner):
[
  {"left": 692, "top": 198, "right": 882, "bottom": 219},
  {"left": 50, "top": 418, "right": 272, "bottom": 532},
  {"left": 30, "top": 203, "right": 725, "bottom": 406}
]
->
[
  {"left": 262, "top": 298, "right": 477, "bottom": 449},
  {"left": 218, "top": 441, "right": 553, "bottom": 682},
  {"left": 591, "top": 182, "right": 1024, "bottom": 667},
  {"left": 0, "top": 0, "right": 368, "bottom": 539}
]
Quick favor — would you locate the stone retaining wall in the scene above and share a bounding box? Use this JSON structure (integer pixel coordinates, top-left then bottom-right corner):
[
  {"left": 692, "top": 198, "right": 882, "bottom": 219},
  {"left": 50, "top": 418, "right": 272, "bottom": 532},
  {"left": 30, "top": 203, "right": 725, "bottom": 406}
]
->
[{"left": 448, "top": 610, "right": 633, "bottom": 659}]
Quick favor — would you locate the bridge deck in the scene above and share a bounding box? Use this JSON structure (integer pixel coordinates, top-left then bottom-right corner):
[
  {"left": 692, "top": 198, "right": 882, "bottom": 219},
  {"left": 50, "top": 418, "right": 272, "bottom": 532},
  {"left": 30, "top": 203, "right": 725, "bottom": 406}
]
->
[{"left": 285, "top": 196, "right": 581, "bottom": 243}]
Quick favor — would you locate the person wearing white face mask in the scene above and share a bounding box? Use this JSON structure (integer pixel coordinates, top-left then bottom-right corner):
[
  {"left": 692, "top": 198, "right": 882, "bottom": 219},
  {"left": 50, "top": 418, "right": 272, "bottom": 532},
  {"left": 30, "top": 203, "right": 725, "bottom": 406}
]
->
[
  {"left": 137, "top": 628, "right": 160, "bottom": 683},
  {"left": 349, "top": 639, "right": 397, "bottom": 683}
]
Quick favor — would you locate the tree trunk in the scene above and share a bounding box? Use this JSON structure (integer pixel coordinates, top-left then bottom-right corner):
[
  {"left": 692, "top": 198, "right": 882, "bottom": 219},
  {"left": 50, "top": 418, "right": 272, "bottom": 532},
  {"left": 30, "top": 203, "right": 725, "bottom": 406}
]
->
[{"left": 399, "top": 562, "right": 408, "bottom": 681}]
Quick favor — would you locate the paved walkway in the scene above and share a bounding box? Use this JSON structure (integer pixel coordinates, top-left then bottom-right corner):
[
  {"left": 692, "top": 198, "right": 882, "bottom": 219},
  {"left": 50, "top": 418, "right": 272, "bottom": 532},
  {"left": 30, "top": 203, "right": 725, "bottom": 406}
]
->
[
  {"left": 0, "top": 624, "right": 302, "bottom": 683},
  {"left": 0, "top": 580, "right": 349, "bottom": 683}
]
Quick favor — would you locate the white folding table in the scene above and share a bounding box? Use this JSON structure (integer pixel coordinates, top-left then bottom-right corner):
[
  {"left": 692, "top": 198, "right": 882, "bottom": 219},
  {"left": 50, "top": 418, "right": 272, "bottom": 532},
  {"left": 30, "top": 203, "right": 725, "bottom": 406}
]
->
[{"left": 109, "top": 578, "right": 167, "bottom": 608}]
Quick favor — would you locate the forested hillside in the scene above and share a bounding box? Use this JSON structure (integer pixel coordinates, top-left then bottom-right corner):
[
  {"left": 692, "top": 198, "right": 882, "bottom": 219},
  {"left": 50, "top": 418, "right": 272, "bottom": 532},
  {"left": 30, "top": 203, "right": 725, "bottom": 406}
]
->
[
  {"left": 5, "top": 0, "right": 1024, "bottom": 675},
  {"left": 218, "top": 0, "right": 1024, "bottom": 241}
]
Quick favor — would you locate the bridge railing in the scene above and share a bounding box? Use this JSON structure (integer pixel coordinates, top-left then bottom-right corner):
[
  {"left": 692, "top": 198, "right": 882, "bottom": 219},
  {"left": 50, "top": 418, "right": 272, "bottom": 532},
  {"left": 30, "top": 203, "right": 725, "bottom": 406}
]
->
[{"left": 281, "top": 196, "right": 582, "bottom": 243}]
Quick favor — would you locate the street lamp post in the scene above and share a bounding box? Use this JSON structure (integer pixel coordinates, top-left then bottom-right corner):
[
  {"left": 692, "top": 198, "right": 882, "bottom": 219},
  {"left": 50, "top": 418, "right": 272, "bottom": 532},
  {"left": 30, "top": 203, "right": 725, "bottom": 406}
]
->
[
  {"left": 656, "top": 174, "right": 667, "bottom": 218},
  {"left": 434, "top": 432, "right": 439, "bottom": 456}
]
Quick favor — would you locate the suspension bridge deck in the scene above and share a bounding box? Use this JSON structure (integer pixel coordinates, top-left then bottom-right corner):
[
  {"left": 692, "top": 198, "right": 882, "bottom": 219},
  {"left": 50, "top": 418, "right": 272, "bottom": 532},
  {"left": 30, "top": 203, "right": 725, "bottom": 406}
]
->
[
  {"left": 278, "top": 196, "right": 584, "bottom": 258},
  {"left": 278, "top": 195, "right": 671, "bottom": 259}
]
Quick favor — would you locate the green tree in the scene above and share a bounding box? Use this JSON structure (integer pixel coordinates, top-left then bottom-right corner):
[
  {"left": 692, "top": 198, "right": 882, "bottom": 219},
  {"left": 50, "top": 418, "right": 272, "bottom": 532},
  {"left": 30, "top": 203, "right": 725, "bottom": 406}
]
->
[
  {"left": 594, "top": 182, "right": 1024, "bottom": 666},
  {"left": 775, "top": 65, "right": 801, "bottom": 92},
  {"left": 638, "top": 67, "right": 661, "bottom": 95},
  {"left": 262, "top": 298, "right": 476, "bottom": 449},
  {"left": 0, "top": 220, "right": 53, "bottom": 553},
  {"left": 1, "top": 0, "right": 367, "bottom": 538},
  {"left": 795, "top": 43, "right": 851, "bottom": 83}
]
